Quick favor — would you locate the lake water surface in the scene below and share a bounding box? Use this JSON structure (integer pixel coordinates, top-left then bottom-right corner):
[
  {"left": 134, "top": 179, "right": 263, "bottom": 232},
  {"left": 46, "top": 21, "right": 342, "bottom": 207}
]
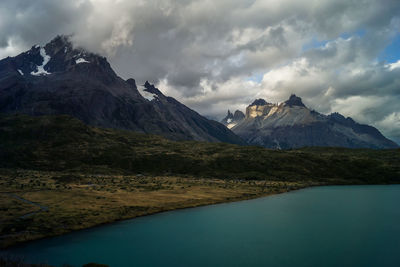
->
[{"left": 4, "top": 185, "right": 400, "bottom": 267}]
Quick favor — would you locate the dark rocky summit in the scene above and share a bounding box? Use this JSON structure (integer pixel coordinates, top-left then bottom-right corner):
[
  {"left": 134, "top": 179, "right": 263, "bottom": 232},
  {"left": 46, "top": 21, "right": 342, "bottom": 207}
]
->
[
  {"left": 223, "top": 95, "right": 398, "bottom": 149},
  {"left": 0, "top": 35, "right": 244, "bottom": 144},
  {"left": 250, "top": 99, "right": 269, "bottom": 106},
  {"left": 284, "top": 94, "right": 306, "bottom": 107}
]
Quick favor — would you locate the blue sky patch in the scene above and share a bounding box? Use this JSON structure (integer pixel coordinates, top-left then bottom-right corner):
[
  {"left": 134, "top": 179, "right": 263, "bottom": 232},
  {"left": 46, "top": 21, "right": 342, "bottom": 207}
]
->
[{"left": 379, "top": 33, "right": 400, "bottom": 63}]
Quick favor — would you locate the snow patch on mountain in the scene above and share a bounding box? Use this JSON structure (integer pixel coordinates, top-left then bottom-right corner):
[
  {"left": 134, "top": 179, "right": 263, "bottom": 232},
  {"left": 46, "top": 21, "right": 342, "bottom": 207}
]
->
[
  {"left": 31, "top": 47, "right": 51, "bottom": 76},
  {"left": 76, "top": 58, "right": 90, "bottom": 64},
  {"left": 138, "top": 85, "right": 157, "bottom": 101},
  {"left": 17, "top": 69, "right": 24, "bottom": 75}
]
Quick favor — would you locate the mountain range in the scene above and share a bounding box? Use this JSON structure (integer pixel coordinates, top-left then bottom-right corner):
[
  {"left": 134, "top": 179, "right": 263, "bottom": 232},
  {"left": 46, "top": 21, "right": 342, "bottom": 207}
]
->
[
  {"left": 0, "top": 35, "right": 243, "bottom": 145},
  {"left": 221, "top": 95, "right": 398, "bottom": 149},
  {"left": 0, "top": 35, "right": 397, "bottom": 149}
]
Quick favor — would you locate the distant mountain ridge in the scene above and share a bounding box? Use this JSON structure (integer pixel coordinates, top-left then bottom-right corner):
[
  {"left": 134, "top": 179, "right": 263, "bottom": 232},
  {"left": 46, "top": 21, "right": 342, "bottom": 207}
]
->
[
  {"left": 0, "top": 35, "right": 244, "bottom": 144},
  {"left": 222, "top": 94, "right": 398, "bottom": 149}
]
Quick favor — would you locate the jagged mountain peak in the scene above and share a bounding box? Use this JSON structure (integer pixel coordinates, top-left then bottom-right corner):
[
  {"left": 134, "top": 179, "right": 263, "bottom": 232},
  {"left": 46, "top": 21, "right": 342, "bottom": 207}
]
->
[
  {"left": 143, "top": 81, "right": 163, "bottom": 96},
  {"left": 43, "top": 34, "right": 96, "bottom": 60},
  {"left": 46, "top": 34, "right": 73, "bottom": 50},
  {"left": 222, "top": 110, "right": 234, "bottom": 122},
  {"left": 284, "top": 94, "right": 305, "bottom": 107},
  {"left": 0, "top": 35, "right": 244, "bottom": 145},
  {"left": 250, "top": 99, "right": 269, "bottom": 106},
  {"left": 221, "top": 109, "right": 245, "bottom": 129},
  {"left": 233, "top": 110, "right": 245, "bottom": 120},
  {"left": 135, "top": 81, "right": 165, "bottom": 101},
  {"left": 28, "top": 35, "right": 73, "bottom": 56},
  {"left": 230, "top": 95, "right": 397, "bottom": 149},
  {"left": 3, "top": 34, "right": 118, "bottom": 84},
  {"left": 28, "top": 35, "right": 86, "bottom": 64}
]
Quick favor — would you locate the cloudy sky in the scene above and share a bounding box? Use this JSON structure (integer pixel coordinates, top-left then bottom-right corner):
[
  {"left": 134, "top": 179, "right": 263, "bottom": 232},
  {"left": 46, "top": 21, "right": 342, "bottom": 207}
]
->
[{"left": 1, "top": 0, "right": 399, "bottom": 143}]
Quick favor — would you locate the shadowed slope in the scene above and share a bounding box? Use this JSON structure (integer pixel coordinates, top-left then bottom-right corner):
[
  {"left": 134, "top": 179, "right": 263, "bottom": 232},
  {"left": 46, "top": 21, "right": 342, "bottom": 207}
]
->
[
  {"left": 0, "top": 35, "right": 243, "bottom": 145},
  {"left": 0, "top": 114, "right": 399, "bottom": 183}
]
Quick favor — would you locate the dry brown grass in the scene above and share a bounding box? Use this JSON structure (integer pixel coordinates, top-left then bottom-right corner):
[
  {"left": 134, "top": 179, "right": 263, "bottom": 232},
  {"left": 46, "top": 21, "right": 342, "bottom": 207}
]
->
[
  {"left": 0, "top": 194, "right": 39, "bottom": 221},
  {"left": 0, "top": 169, "right": 321, "bottom": 248}
]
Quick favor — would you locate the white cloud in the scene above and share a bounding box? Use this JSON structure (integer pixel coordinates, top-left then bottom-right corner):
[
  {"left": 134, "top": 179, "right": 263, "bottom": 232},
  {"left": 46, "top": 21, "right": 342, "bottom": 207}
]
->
[
  {"left": 0, "top": 0, "right": 400, "bottom": 141},
  {"left": 387, "top": 60, "right": 400, "bottom": 71}
]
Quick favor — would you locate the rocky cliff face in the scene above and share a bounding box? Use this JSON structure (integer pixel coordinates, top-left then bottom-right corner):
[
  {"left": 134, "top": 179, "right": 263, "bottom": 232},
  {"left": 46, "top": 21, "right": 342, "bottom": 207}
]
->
[
  {"left": 0, "top": 35, "right": 244, "bottom": 144},
  {"left": 225, "top": 95, "right": 398, "bottom": 149},
  {"left": 221, "top": 110, "right": 245, "bottom": 129}
]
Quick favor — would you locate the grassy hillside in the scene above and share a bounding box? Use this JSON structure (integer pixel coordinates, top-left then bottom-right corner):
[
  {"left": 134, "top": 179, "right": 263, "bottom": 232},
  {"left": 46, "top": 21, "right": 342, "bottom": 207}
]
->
[
  {"left": 0, "top": 113, "right": 399, "bottom": 248},
  {"left": 1, "top": 114, "right": 399, "bottom": 183}
]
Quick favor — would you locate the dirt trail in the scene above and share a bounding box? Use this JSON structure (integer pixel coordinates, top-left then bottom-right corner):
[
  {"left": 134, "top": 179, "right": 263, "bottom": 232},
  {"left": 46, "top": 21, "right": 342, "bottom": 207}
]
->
[{"left": 5, "top": 193, "right": 49, "bottom": 219}]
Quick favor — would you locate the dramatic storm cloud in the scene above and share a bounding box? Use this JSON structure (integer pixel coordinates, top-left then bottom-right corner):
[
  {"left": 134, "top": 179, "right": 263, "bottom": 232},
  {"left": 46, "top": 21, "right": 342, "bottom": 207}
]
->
[{"left": 1, "top": 0, "right": 400, "bottom": 142}]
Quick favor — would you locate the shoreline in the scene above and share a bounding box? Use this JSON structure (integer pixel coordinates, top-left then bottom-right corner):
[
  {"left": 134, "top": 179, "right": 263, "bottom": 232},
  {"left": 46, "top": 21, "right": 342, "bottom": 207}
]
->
[
  {"left": 2, "top": 170, "right": 396, "bottom": 250},
  {"left": 1, "top": 181, "right": 323, "bottom": 249}
]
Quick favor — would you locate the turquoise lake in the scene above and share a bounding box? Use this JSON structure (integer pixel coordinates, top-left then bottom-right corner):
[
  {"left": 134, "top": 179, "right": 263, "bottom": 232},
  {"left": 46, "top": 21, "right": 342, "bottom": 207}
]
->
[{"left": 4, "top": 185, "right": 400, "bottom": 267}]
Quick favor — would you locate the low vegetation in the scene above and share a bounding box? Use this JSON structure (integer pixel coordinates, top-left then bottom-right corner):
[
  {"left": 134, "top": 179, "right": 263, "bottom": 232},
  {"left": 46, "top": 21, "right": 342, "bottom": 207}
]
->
[
  {"left": 0, "top": 169, "right": 314, "bottom": 248},
  {"left": 0, "top": 114, "right": 399, "bottom": 248},
  {"left": 0, "top": 114, "right": 399, "bottom": 183}
]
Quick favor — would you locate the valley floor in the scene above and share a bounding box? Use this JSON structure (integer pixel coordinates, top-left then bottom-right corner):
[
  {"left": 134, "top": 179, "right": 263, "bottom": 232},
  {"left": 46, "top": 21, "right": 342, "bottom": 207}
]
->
[{"left": 0, "top": 168, "right": 324, "bottom": 248}]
